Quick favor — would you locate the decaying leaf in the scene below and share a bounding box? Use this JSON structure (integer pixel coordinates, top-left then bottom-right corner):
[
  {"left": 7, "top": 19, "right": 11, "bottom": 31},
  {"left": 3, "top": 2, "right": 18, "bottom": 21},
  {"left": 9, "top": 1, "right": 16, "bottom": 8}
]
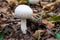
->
[
  {"left": 46, "top": 29, "right": 55, "bottom": 36},
  {"left": 40, "top": 2, "right": 48, "bottom": 7},
  {"left": 47, "top": 12, "right": 55, "bottom": 16},
  {"left": 32, "top": 30, "right": 45, "bottom": 38},
  {"left": 56, "top": 0, "right": 60, "bottom": 2},
  {"left": 11, "top": 25, "right": 18, "bottom": 32},
  {"left": 42, "top": 20, "right": 54, "bottom": 29},
  {"left": 0, "top": 7, "right": 8, "bottom": 13},
  {"left": 6, "top": 0, "right": 18, "bottom": 6},
  {"left": 43, "top": 2, "right": 56, "bottom": 12},
  {"left": 1, "top": 24, "right": 9, "bottom": 29},
  {"left": 19, "top": 0, "right": 26, "bottom": 4},
  {"left": 1, "top": 18, "right": 7, "bottom": 22},
  {"left": 32, "top": 14, "right": 39, "bottom": 19},
  {"left": 0, "top": 7, "right": 12, "bottom": 15},
  {"left": 0, "top": 24, "right": 9, "bottom": 32}
]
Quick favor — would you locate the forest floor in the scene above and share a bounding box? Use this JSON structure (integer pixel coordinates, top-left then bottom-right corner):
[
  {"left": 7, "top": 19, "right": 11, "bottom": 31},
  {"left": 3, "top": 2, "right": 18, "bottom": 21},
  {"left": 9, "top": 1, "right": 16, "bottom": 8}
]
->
[{"left": 0, "top": 0, "right": 60, "bottom": 40}]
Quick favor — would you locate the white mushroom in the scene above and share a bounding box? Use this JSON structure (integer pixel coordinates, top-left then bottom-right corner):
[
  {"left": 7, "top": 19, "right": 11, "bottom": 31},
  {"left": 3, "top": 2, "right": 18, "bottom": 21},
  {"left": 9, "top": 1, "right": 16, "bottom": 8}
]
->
[
  {"left": 29, "top": 0, "right": 40, "bottom": 4},
  {"left": 15, "top": 5, "right": 33, "bottom": 34}
]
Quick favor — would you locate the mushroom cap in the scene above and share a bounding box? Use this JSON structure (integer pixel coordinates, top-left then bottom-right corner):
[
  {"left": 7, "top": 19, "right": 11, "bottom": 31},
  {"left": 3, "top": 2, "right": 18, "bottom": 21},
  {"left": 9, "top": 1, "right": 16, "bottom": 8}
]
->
[
  {"left": 15, "top": 5, "right": 33, "bottom": 19},
  {"left": 29, "top": 0, "right": 40, "bottom": 4}
]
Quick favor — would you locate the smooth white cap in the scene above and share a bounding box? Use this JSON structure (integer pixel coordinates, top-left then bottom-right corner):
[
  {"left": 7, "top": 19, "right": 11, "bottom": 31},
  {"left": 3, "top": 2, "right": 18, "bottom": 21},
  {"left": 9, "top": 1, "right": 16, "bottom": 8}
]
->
[
  {"left": 29, "top": 0, "right": 40, "bottom": 4},
  {"left": 15, "top": 5, "right": 33, "bottom": 19}
]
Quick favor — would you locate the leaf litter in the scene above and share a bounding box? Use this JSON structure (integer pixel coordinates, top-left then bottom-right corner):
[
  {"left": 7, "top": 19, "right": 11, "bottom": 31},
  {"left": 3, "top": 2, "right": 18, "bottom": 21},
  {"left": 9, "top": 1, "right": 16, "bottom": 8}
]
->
[{"left": 0, "top": 0, "right": 60, "bottom": 40}]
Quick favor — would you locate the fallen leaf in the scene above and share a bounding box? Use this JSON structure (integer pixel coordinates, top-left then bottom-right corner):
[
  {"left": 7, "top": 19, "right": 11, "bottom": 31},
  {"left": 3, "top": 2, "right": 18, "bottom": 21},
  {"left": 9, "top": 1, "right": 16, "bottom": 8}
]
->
[
  {"left": 32, "top": 30, "right": 45, "bottom": 38},
  {"left": 1, "top": 24, "right": 9, "bottom": 30},
  {"left": 56, "top": 0, "right": 60, "bottom": 2},
  {"left": 40, "top": 2, "right": 48, "bottom": 7},
  {"left": 1, "top": 18, "right": 7, "bottom": 22},
  {"left": 42, "top": 20, "right": 54, "bottom": 29},
  {"left": 6, "top": 0, "right": 18, "bottom": 6},
  {"left": 46, "top": 29, "right": 55, "bottom": 36},
  {"left": 19, "top": 0, "right": 26, "bottom": 4},
  {"left": 43, "top": 2, "right": 56, "bottom": 12},
  {"left": 32, "top": 14, "right": 39, "bottom": 19},
  {"left": 0, "top": 7, "right": 8, "bottom": 13}
]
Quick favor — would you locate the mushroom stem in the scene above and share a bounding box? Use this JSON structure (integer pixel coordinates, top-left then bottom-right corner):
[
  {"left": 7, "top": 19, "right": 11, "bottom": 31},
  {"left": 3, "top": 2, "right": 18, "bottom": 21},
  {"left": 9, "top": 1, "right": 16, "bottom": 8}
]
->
[{"left": 21, "top": 19, "right": 27, "bottom": 34}]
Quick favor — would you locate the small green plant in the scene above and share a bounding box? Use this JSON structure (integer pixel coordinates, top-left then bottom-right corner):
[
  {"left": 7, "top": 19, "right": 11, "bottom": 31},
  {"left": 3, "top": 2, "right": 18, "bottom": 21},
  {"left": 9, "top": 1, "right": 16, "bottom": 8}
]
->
[
  {"left": 50, "top": 16, "right": 60, "bottom": 22},
  {"left": 0, "top": 32, "right": 5, "bottom": 40}
]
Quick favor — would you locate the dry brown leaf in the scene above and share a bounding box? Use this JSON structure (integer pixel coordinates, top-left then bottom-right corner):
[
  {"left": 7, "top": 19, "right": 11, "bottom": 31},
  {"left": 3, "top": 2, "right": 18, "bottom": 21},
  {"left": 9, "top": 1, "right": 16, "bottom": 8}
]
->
[
  {"left": 32, "top": 14, "right": 39, "bottom": 18},
  {"left": 56, "top": 0, "right": 60, "bottom": 2},
  {"left": 1, "top": 18, "right": 7, "bottom": 22},
  {"left": 6, "top": 0, "right": 18, "bottom": 6},
  {"left": 0, "top": 7, "right": 13, "bottom": 18},
  {"left": 42, "top": 20, "right": 54, "bottom": 29},
  {"left": 40, "top": 2, "right": 48, "bottom": 7},
  {"left": 0, "top": 24, "right": 9, "bottom": 32},
  {"left": 32, "top": 30, "right": 45, "bottom": 38},
  {"left": 12, "top": 26, "right": 18, "bottom": 32},
  {"left": 46, "top": 29, "right": 54, "bottom": 36},
  {"left": 19, "top": 0, "right": 26, "bottom": 4},
  {"left": 0, "top": 7, "right": 8, "bottom": 13},
  {"left": 1, "top": 24, "right": 9, "bottom": 28},
  {"left": 0, "top": 7, "right": 12, "bottom": 15},
  {"left": 43, "top": 3, "right": 56, "bottom": 12}
]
